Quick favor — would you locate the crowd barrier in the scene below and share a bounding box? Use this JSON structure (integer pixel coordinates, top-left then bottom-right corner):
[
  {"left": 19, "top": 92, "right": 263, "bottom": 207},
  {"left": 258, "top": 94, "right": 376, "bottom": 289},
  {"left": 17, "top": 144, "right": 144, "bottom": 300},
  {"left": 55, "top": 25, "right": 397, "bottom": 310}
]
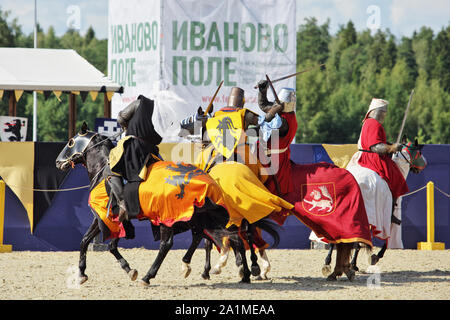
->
[{"left": 0, "top": 142, "right": 449, "bottom": 251}]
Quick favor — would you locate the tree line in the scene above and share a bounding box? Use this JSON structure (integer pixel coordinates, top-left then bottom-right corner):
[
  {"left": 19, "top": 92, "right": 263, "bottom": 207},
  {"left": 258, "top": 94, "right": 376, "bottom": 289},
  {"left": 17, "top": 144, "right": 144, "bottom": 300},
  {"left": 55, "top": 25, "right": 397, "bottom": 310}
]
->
[{"left": 0, "top": 8, "right": 449, "bottom": 144}]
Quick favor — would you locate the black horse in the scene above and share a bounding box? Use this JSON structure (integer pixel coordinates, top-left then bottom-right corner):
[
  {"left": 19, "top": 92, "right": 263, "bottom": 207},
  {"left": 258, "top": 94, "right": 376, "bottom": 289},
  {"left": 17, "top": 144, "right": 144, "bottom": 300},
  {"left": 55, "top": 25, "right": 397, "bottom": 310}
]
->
[{"left": 56, "top": 122, "right": 254, "bottom": 286}]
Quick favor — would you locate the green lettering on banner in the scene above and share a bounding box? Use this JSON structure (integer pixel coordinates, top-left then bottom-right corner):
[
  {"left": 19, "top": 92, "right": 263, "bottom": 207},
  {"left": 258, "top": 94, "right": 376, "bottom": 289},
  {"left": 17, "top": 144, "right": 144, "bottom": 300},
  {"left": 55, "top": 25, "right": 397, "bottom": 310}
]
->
[
  {"left": 204, "top": 57, "right": 222, "bottom": 86},
  {"left": 258, "top": 23, "right": 272, "bottom": 52},
  {"left": 117, "top": 25, "right": 124, "bottom": 53},
  {"left": 124, "top": 24, "right": 131, "bottom": 52},
  {"left": 206, "top": 22, "right": 222, "bottom": 51},
  {"left": 189, "top": 56, "right": 204, "bottom": 86},
  {"left": 173, "top": 21, "right": 188, "bottom": 50},
  {"left": 274, "top": 24, "right": 288, "bottom": 52},
  {"left": 131, "top": 23, "right": 137, "bottom": 52},
  {"left": 224, "top": 22, "right": 238, "bottom": 51},
  {"left": 224, "top": 57, "right": 236, "bottom": 86},
  {"left": 190, "top": 21, "right": 205, "bottom": 50},
  {"left": 109, "top": 58, "right": 136, "bottom": 87},
  {"left": 144, "top": 22, "right": 152, "bottom": 51},
  {"left": 241, "top": 23, "right": 255, "bottom": 52},
  {"left": 173, "top": 56, "right": 188, "bottom": 85},
  {"left": 137, "top": 23, "right": 144, "bottom": 51},
  {"left": 152, "top": 21, "right": 158, "bottom": 50}
]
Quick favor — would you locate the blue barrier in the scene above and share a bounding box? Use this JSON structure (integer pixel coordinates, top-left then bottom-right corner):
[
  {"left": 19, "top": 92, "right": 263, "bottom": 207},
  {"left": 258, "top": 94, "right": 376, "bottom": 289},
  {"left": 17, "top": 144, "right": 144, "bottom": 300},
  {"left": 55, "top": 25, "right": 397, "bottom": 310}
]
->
[{"left": 2, "top": 143, "right": 449, "bottom": 250}]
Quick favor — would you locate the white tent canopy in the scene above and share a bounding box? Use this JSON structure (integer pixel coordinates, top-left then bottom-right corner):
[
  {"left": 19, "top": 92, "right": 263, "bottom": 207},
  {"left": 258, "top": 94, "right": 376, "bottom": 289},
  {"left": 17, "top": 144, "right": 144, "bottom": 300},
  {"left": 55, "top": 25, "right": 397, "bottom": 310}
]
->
[
  {"left": 0, "top": 47, "right": 122, "bottom": 92},
  {"left": 0, "top": 48, "right": 123, "bottom": 139}
]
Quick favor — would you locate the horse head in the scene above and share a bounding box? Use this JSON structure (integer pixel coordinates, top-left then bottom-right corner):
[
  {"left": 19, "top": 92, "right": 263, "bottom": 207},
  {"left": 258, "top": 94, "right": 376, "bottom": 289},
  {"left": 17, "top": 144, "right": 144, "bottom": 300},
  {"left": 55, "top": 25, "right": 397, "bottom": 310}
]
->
[
  {"left": 399, "top": 136, "right": 427, "bottom": 174},
  {"left": 55, "top": 122, "right": 100, "bottom": 171}
]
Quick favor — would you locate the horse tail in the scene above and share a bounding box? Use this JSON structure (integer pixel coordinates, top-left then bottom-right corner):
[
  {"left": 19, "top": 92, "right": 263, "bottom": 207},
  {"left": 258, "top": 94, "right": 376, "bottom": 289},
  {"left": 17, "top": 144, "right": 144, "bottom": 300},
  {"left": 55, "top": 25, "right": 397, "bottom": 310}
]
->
[{"left": 252, "top": 218, "right": 282, "bottom": 249}]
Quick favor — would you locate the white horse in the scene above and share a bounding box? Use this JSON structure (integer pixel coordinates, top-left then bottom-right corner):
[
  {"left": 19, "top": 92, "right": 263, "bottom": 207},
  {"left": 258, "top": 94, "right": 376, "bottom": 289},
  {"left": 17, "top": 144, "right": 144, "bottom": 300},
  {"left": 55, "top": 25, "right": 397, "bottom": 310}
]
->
[{"left": 318, "top": 139, "right": 426, "bottom": 274}]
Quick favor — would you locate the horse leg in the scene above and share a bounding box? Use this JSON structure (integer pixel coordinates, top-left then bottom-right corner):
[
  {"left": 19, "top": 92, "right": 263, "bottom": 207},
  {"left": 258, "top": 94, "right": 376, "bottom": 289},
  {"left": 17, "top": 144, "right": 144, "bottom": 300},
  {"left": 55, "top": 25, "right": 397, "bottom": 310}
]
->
[
  {"left": 141, "top": 225, "right": 174, "bottom": 286},
  {"left": 229, "top": 234, "right": 251, "bottom": 283},
  {"left": 350, "top": 243, "right": 361, "bottom": 272},
  {"left": 201, "top": 238, "right": 213, "bottom": 280},
  {"left": 342, "top": 243, "right": 355, "bottom": 281},
  {"left": 322, "top": 243, "right": 334, "bottom": 277},
  {"left": 181, "top": 228, "right": 203, "bottom": 278},
  {"left": 211, "top": 237, "right": 230, "bottom": 275},
  {"left": 108, "top": 238, "right": 138, "bottom": 281},
  {"left": 257, "top": 249, "right": 271, "bottom": 280},
  {"left": 327, "top": 243, "right": 355, "bottom": 281},
  {"left": 78, "top": 218, "right": 100, "bottom": 285},
  {"left": 243, "top": 221, "right": 260, "bottom": 277},
  {"left": 371, "top": 242, "right": 387, "bottom": 265}
]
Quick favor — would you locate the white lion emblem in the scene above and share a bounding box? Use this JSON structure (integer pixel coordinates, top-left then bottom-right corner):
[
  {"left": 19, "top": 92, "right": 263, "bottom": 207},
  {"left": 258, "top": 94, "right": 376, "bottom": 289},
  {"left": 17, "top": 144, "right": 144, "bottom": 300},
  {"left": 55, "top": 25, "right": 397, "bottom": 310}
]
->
[{"left": 303, "top": 186, "right": 334, "bottom": 212}]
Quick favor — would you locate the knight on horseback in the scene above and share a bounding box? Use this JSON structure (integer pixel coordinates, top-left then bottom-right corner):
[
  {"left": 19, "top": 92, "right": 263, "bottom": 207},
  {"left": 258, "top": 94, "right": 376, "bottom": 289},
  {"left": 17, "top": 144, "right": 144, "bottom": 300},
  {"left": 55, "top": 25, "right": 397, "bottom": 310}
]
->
[
  {"left": 108, "top": 95, "right": 163, "bottom": 222},
  {"left": 352, "top": 98, "right": 409, "bottom": 203}
]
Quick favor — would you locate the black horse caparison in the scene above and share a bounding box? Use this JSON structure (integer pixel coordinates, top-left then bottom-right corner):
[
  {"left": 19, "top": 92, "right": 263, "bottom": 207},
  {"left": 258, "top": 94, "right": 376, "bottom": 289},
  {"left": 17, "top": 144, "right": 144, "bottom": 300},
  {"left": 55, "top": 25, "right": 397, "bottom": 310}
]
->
[{"left": 55, "top": 122, "right": 253, "bottom": 286}]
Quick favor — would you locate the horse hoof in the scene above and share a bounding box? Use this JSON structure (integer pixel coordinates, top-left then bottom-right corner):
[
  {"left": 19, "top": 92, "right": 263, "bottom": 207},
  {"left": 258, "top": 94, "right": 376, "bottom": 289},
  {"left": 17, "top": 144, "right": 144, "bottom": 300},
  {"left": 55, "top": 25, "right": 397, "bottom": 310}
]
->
[
  {"left": 201, "top": 273, "right": 210, "bottom": 280},
  {"left": 210, "top": 267, "right": 221, "bottom": 275},
  {"left": 79, "top": 275, "right": 88, "bottom": 285},
  {"left": 139, "top": 279, "right": 150, "bottom": 287},
  {"left": 239, "top": 277, "right": 251, "bottom": 284},
  {"left": 128, "top": 269, "right": 138, "bottom": 281},
  {"left": 345, "top": 269, "right": 355, "bottom": 281},
  {"left": 370, "top": 254, "right": 380, "bottom": 265},
  {"left": 326, "top": 274, "right": 337, "bottom": 281},
  {"left": 251, "top": 265, "right": 261, "bottom": 277},
  {"left": 181, "top": 262, "right": 192, "bottom": 278},
  {"left": 322, "top": 264, "right": 332, "bottom": 277},
  {"left": 350, "top": 264, "right": 359, "bottom": 272}
]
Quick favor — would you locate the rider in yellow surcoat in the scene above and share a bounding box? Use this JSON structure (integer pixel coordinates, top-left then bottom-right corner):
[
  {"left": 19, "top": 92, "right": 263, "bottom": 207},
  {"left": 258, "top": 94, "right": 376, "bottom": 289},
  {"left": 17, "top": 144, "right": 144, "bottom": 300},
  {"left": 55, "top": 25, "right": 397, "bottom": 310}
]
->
[{"left": 193, "top": 87, "right": 293, "bottom": 228}]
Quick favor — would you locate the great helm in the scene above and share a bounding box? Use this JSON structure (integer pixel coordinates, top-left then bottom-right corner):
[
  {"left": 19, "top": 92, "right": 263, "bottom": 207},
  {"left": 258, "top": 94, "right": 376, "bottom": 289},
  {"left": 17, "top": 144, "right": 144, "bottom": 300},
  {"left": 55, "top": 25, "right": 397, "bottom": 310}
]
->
[
  {"left": 227, "top": 87, "right": 245, "bottom": 108},
  {"left": 278, "top": 87, "right": 296, "bottom": 112}
]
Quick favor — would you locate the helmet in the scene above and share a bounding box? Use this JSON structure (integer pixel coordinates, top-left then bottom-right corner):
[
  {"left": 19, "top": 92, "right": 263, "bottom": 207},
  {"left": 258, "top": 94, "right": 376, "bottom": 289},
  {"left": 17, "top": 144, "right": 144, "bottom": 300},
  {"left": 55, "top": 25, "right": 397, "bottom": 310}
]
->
[
  {"left": 227, "top": 87, "right": 245, "bottom": 108},
  {"left": 364, "top": 98, "right": 388, "bottom": 121},
  {"left": 278, "top": 87, "right": 296, "bottom": 112}
]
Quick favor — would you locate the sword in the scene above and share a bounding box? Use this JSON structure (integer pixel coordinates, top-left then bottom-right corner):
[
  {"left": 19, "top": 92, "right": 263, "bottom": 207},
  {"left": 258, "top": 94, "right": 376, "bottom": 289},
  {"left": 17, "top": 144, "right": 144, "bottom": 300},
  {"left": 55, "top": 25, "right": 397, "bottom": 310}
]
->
[
  {"left": 205, "top": 80, "right": 224, "bottom": 115},
  {"left": 396, "top": 89, "right": 415, "bottom": 144},
  {"left": 254, "top": 64, "right": 325, "bottom": 89},
  {"left": 265, "top": 74, "right": 281, "bottom": 104}
]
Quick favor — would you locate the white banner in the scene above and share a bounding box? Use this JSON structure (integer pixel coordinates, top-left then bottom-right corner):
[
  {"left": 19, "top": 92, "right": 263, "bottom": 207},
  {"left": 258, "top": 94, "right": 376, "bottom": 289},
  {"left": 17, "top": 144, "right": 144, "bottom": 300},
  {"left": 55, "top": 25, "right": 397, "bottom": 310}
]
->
[
  {"left": 108, "top": 0, "right": 161, "bottom": 115},
  {"left": 108, "top": 0, "right": 296, "bottom": 142},
  {"left": 0, "top": 116, "right": 28, "bottom": 141}
]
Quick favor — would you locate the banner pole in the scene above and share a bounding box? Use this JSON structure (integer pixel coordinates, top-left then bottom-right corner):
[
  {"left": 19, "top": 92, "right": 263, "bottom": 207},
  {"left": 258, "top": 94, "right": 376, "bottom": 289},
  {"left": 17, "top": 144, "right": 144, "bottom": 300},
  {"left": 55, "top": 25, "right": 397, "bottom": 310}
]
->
[{"left": 0, "top": 180, "right": 13, "bottom": 252}]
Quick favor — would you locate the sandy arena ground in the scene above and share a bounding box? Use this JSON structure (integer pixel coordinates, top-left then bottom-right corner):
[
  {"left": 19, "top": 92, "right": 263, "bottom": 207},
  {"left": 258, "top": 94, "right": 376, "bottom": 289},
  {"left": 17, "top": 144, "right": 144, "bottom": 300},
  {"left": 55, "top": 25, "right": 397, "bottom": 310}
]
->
[{"left": 0, "top": 248, "right": 449, "bottom": 300}]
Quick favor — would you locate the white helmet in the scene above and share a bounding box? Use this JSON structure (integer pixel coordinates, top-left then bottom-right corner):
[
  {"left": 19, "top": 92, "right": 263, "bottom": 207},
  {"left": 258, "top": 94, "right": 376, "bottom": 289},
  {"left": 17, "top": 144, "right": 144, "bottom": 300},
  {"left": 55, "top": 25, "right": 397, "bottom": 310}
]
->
[
  {"left": 364, "top": 98, "right": 388, "bottom": 120},
  {"left": 278, "top": 87, "right": 296, "bottom": 112}
]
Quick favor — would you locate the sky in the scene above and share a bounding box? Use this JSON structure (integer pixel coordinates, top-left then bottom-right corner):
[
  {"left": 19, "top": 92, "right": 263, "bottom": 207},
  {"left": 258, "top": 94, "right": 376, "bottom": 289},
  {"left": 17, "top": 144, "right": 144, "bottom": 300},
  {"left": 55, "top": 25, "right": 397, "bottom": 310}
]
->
[{"left": 1, "top": 0, "right": 449, "bottom": 39}]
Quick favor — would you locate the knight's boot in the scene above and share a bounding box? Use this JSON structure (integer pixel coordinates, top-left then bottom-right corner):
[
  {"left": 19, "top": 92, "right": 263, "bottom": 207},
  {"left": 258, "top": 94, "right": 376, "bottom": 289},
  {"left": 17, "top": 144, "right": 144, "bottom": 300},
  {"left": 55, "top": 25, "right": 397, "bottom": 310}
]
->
[
  {"left": 118, "top": 200, "right": 128, "bottom": 222},
  {"left": 108, "top": 174, "right": 129, "bottom": 221}
]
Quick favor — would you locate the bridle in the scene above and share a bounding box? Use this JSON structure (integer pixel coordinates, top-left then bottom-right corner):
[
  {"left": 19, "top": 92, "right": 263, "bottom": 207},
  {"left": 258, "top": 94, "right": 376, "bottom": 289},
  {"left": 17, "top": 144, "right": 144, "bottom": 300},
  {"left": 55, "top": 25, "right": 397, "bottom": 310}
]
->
[{"left": 63, "top": 130, "right": 123, "bottom": 168}]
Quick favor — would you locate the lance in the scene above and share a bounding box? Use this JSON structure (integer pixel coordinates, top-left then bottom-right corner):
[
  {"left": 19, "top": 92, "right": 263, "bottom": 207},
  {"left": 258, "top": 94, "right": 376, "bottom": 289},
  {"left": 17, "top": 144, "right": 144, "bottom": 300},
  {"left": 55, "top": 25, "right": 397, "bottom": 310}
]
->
[
  {"left": 396, "top": 89, "right": 415, "bottom": 144},
  {"left": 205, "top": 80, "right": 224, "bottom": 115},
  {"left": 265, "top": 74, "right": 281, "bottom": 104},
  {"left": 254, "top": 63, "right": 325, "bottom": 89}
]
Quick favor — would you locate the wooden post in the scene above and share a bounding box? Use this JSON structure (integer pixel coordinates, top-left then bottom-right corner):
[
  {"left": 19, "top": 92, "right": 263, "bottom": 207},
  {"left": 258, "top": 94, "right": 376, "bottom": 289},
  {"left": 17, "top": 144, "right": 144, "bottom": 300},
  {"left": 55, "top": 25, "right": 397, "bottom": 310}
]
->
[
  {"left": 8, "top": 91, "right": 16, "bottom": 116},
  {"left": 103, "top": 92, "right": 111, "bottom": 118},
  {"left": 68, "top": 93, "right": 77, "bottom": 139}
]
